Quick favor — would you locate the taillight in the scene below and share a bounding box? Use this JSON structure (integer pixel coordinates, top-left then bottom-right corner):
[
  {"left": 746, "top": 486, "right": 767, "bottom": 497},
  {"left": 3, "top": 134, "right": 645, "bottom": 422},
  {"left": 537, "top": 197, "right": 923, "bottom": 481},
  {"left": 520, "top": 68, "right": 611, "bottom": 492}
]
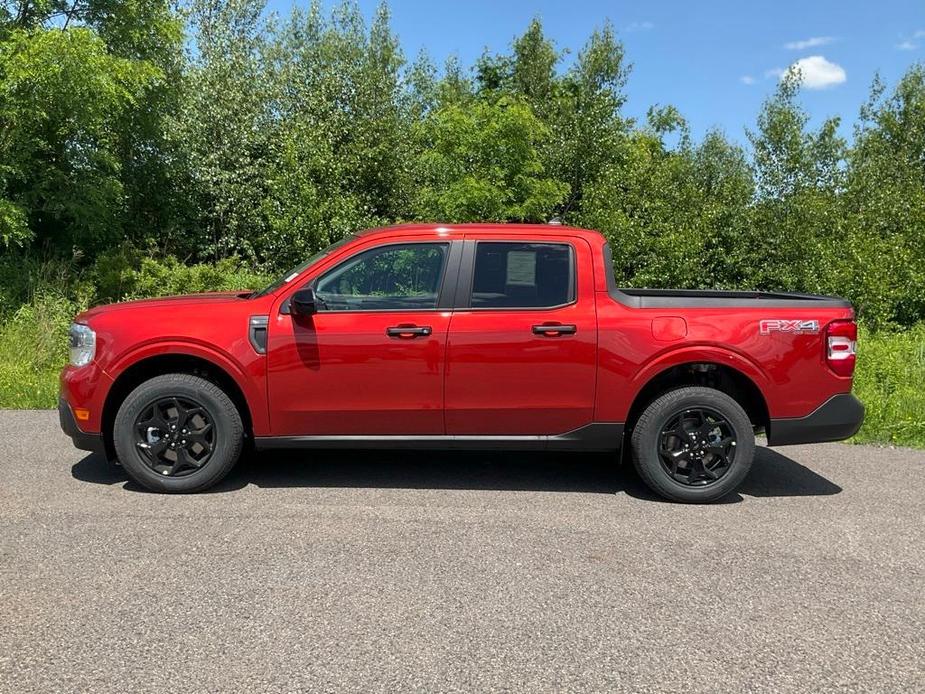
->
[{"left": 825, "top": 320, "right": 857, "bottom": 377}]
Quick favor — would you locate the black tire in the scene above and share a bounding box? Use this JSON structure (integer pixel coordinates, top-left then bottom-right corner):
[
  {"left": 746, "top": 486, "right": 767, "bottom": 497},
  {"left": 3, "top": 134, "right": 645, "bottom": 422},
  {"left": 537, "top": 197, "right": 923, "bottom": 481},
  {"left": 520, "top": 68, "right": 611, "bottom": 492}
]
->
[
  {"left": 630, "top": 386, "right": 755, "bottom": 503},
  {"left": 113, "top": 373, "right": 243, "bottom": 493}
]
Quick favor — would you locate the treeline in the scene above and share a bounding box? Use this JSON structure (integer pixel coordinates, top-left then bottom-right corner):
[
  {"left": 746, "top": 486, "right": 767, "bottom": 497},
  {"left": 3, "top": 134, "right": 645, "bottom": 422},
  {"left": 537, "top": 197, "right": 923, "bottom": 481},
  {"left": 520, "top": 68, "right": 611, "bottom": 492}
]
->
[{"left": 1, "top": 0, "right": 924, "bottom": 328}]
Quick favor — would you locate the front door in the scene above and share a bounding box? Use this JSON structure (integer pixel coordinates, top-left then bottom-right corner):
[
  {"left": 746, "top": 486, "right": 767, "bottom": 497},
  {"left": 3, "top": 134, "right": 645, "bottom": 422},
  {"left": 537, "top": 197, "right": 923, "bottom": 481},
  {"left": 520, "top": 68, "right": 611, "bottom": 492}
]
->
[
  {"left": 267, "top": 240, "right": 457, "bottom": 436},
  {"left": 445, "top": 238, "right": 598, "bottom": 435}
]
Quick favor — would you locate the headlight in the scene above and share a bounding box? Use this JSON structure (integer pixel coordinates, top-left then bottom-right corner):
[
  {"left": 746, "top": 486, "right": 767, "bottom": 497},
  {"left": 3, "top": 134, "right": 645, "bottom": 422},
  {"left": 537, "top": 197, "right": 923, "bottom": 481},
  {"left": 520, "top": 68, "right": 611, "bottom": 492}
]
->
[{"left": 68, "top": 323, "right": 96, "bottom": 367}]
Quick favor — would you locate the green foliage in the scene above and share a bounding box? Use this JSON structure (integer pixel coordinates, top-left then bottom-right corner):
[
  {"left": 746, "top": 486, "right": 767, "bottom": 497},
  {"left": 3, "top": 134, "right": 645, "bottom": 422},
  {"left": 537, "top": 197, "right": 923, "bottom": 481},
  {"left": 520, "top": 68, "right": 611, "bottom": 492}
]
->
[
  {"left": 744, "top": 75, "right": 846, "bottom": 295},
  {"left": 169, "top": 0, "right": 273, "bottom": 261},
  {"left": 0, "top": 4, "right": 924, "bottom": 445},
  {"left": 412, "top": 96, "right": 568, "bottom": 222},
  {"left": 0, "top": 285, "right": 86, "bottom": 409},
  {"left": 88, "top": 245, "right": 269, "bottom": 301},
  {"left": 840, "top": 66, "right": 925, "bottom": 328},
  {"left": 0, "top": 250, "right": 267, "bottom": 409},
  {"left": 851, "top": 325, "right": 925, "bottom": 447},
  {"left": 257, "top": 0, "right": 406, "bottom": 268},
  {"left": 0, "top": 27, "right": 161, "bottom": 252},
  {"left": 0, "top": 1, "right": 180, "bottom": 255},
  {"left": 0, "top": 3, "right": 922, "bottom": 328},
  {"left": 580, "top": 126, "right": 754, "bottom": 289},
  {"left": 126, "top": 256, "right": 269, "bottom": 299}
]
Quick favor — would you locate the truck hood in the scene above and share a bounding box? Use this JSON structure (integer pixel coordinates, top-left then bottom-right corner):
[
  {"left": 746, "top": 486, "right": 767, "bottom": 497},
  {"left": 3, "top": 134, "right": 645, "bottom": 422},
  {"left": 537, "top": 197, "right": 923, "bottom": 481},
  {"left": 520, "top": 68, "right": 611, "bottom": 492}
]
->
[{"left": 76, "top": 292, "right": 250, "bottom": 322}]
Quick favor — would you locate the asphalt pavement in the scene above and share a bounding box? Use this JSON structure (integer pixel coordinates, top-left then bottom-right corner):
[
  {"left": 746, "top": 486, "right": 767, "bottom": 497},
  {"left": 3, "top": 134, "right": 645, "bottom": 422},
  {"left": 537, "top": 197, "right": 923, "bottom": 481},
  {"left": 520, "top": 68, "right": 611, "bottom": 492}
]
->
[{"left": 0, "top": 410, "right": 922, "bottom": 693}]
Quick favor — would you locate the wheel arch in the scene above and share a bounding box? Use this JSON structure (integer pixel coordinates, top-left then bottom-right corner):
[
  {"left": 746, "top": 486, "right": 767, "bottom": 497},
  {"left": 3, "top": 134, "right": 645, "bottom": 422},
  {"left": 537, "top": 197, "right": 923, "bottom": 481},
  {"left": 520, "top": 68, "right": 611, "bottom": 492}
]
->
[
  {"left": 624, "top": 361, "right": 770, "bottom": 440},
  {"left": 101, "top": 352, "right": 255, "bottom": 460}
]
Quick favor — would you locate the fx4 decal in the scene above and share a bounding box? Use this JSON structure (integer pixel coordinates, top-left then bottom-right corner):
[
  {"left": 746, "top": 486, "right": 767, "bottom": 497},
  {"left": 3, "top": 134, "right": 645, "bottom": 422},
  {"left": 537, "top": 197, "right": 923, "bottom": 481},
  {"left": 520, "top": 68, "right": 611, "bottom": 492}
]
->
[{"left": 759, "top": 319, "right": 820, "bottom": 335}]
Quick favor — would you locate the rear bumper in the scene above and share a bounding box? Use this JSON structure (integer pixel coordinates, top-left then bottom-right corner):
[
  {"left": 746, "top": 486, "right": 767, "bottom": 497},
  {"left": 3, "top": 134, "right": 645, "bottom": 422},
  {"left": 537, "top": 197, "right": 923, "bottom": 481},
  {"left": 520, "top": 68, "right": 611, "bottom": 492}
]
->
[
  {"left": 58, "top": 397, "right": 105, "bottom": 454},
  {"left": 768, "top": 393, "right": 865, "bottom": 446}
]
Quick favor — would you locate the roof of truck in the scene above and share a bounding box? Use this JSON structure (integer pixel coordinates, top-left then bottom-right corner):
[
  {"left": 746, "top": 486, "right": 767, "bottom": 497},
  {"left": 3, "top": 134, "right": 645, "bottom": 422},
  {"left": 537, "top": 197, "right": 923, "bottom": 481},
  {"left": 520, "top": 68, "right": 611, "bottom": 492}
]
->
[{"left": 355, "top": 222, "right": 603, "bottom": 241}]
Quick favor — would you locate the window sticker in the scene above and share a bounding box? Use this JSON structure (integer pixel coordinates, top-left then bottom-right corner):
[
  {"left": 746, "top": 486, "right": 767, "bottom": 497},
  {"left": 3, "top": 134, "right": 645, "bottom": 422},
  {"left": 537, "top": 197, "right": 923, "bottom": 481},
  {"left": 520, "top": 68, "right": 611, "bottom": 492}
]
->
[{"left": 506, "top": 251, "right": 536, "bottom": 286}]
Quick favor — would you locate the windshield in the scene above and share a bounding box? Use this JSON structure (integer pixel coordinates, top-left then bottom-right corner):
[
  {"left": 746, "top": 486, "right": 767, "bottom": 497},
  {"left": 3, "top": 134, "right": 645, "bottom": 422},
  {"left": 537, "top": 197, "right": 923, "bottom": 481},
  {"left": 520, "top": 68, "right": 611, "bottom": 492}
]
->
[{"left": 250, "top": 236, "right": 357, "bottom": 298}]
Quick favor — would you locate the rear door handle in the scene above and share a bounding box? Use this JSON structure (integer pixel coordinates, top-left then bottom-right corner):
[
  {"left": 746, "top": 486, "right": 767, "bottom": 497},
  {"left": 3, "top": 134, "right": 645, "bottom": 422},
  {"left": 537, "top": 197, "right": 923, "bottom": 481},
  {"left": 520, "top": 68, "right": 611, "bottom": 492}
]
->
[
  {"left": 532, "top": 323, "right": 577, "bottom": 336},
  {"left": 386, "top": 325, "right": 432, "bottom": 338}
]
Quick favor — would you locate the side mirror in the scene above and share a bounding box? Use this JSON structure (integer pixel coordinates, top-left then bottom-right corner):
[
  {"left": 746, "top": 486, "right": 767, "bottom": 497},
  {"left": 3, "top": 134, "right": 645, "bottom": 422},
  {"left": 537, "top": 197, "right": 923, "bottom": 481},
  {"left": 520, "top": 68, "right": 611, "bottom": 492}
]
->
[{"left": 290, "top": 287, "right": 317, "bottom": 317}]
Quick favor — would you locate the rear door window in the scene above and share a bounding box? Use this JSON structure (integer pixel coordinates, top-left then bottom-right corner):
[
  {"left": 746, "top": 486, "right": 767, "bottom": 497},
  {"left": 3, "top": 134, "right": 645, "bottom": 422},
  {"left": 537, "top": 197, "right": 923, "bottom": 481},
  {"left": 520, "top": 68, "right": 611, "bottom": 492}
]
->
[{"left": 469, "top": 242, "right": 575, "bottom": 309}]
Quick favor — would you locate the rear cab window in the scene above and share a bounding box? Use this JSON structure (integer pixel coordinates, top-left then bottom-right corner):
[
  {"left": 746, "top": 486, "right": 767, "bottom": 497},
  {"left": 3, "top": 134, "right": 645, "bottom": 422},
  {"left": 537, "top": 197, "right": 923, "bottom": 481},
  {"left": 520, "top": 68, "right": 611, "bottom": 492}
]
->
[{"left": 468, "top": 242, "right": 575, "bottom": 309}]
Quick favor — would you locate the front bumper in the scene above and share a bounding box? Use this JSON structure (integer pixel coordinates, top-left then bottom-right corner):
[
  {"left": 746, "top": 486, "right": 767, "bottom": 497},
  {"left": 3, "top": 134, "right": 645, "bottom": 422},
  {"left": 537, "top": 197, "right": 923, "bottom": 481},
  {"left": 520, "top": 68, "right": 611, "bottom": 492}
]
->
[
  {"left": 58, "top": 397, "right": 105, "bottom": 454},
  {"left": 767, "top": 393, "right": 865, "bottom": 446}
]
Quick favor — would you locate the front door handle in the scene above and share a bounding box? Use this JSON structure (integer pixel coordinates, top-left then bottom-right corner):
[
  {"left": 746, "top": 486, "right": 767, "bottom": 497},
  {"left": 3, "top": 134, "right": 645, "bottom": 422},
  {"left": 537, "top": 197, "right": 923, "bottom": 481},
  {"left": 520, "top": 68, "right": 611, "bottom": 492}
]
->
[
  {"left": 386, "top": 325, "right": 432, "bottom": 338},
  {"left": 532, "top": 323, "right": 577, "bottom": 336}
]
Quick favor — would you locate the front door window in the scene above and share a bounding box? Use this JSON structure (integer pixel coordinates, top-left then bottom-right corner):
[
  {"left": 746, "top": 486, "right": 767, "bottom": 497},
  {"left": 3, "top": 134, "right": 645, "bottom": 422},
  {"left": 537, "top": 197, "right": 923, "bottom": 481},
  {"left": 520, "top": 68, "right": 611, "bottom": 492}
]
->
[{"left": 315, "top": 243, "right": 449, "bottom": 312}]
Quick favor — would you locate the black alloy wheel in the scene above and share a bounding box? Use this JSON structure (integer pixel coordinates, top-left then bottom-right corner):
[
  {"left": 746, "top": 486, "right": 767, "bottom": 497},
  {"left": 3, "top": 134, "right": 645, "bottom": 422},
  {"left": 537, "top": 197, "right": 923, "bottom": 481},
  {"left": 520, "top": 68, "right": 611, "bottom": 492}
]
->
[
  {"left": 629, "top": 386, "right": 755, "bottom": 503},
  {"left": 134, "top": 396, "right": 215, "bottom": 477},
  {"left": 113, "top": 373, "right": 243, "bottom": 493},
  {"left": 657, "top": 407, "right": 736, "bottom": 486}
]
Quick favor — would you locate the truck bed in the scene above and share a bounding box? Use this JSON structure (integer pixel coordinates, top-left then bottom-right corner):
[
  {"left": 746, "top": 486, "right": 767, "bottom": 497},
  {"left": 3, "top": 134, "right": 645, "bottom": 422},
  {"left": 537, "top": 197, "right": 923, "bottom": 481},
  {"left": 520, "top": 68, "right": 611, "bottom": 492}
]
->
[{"left": 611, "top": 287, "right": 852, "bottom": 309}]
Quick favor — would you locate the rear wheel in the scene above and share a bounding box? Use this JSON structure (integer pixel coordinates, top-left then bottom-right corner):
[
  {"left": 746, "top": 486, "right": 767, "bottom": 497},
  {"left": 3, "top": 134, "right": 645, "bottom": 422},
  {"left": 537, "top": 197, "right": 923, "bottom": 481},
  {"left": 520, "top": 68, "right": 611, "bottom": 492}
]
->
[
  {"left": 113, "top": 373, "right": 243, "bottom": 493},
  {"left": 630, "top": 386, "right": 755, "bottom": 503}
]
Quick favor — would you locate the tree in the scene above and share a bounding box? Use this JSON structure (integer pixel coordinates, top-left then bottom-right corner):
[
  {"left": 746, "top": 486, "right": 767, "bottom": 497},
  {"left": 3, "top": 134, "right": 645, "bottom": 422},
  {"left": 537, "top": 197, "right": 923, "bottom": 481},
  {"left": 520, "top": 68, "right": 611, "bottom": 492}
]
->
[
  {"left": 0, "top": 1, "right": 182, "bottom": 253},
  {"left": 258, "top": 0, "right": 412, "bottom": 268},
  {"left": 579, "top": 110, "right": 752, "bottom": 289},
  {"left": 0, "top": 26, "right": 162, "bottom": 252},
  {"left": 170, "top": 0, "right": 272, "bottom": 261},
  {"left": 745, "top": 71, "right": 846, "bottom": 293},
  {"left": 841, "top": 65, "right": 925, "bottom": 326},
  {"left": 549, "top": 21, "right": 630, "bottom": 217},
  {"left": 412, "top": 97, "right": 568, "bottom": 222}
]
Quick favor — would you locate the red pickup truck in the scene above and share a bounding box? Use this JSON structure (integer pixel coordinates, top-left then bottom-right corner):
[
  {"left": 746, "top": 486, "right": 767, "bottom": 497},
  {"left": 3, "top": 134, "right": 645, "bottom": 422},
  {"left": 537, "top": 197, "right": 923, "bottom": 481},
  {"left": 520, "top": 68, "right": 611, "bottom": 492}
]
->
[{"left": 60, "top": 223, "right": 863, "bottom": 502}]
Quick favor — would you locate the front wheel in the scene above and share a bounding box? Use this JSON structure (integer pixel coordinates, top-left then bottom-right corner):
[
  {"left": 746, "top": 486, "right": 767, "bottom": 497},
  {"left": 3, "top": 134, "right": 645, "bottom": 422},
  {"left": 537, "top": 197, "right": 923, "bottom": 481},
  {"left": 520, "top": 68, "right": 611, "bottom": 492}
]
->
[
  {"left": 630, "top": 386, "right": 755, "bottom": 503},
  {"left": 113, "top": 373, "right": 243, "bottom": 493}
]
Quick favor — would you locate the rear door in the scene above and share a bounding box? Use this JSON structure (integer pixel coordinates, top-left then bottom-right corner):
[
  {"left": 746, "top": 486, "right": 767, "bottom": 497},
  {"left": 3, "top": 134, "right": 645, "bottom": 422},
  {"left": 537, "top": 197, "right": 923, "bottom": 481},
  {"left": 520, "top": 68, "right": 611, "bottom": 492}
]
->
[{"left": 444, "top": 236, "right": 598, "bottom": 435}]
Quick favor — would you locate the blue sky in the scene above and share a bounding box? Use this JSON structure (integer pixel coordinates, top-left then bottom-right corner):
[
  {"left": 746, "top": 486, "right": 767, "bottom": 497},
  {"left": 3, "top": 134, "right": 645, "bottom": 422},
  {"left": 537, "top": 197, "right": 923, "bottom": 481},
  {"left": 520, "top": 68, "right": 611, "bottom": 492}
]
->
[{"left": 266, "top": 0, "right": 925, "bottom": 144}]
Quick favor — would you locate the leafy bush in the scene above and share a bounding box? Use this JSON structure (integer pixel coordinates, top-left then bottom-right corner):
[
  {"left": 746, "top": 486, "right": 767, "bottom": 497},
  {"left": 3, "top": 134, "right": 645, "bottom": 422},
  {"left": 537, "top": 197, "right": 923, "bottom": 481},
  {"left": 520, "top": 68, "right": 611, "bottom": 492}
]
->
[
  {"left": 0, "top": 293, "right": 83, "bottom": 408},
  {"left": 851, "top": 325, "right": 925, "bottom": 447},
  {"left": 117, "top": 256, "right": 270, "bottom": 300},
  {"left": 0, "top": 251, "right": 269, "bottom": 409}
]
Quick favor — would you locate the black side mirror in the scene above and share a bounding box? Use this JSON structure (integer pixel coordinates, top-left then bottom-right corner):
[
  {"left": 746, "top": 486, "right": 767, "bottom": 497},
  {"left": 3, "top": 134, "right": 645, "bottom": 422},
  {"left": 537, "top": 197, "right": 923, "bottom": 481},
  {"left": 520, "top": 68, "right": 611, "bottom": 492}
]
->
[{"left": 291, "top": 287, "right": 317, "bottom": 316}]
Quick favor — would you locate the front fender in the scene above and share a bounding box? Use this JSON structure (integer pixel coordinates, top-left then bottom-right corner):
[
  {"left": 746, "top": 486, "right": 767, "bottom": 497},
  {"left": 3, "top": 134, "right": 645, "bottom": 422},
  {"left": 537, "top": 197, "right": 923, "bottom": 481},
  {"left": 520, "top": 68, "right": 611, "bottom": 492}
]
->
[{"left": 105, "top": 339, "right": 269, "bottom": 435}]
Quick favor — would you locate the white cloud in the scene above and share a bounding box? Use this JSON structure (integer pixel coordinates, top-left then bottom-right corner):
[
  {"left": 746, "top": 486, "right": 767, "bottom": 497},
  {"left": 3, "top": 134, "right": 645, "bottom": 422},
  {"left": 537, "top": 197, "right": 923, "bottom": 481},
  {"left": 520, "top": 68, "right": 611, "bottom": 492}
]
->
[
  {"left": 782, "top": 55, "right": 847, "bottom": 89},
  {"left": 784, "top": 36, "right": 835, "bottom": 50},
  {"left": 765, "top": 67, "right": 785, "bottom": 79},
  {"left": 896, "top": 30, "right": 925, "bottom": 50},
  {"left": 740, "top": 75, "right": 756, "bottom": 85},
  {"left": 626, "top": 21, "right": 654, "bottom": 32}
]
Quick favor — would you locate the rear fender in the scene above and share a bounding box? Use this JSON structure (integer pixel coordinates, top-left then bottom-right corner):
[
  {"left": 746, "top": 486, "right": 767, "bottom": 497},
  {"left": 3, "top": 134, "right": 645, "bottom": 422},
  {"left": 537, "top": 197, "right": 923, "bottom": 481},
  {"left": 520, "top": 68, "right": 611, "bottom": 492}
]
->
[{"left": 628, "top": 344, "right": 770, "bottom": 409}]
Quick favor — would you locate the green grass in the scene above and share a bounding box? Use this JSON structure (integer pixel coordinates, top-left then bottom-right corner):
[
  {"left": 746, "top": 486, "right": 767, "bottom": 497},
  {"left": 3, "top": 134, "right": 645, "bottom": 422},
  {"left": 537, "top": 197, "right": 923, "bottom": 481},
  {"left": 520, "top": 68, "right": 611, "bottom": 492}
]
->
[
  {"left": 0, "top": 253, "right": 270, "bottom": 410},
  {"left": 0, "top": 294, "right": 77, "bottom": 409},
  {"left": 851, "top": 324, "right": 925, "bottom": 447},
  {"left": 2, "top": 293, "right": 923, "bottom": 448}
]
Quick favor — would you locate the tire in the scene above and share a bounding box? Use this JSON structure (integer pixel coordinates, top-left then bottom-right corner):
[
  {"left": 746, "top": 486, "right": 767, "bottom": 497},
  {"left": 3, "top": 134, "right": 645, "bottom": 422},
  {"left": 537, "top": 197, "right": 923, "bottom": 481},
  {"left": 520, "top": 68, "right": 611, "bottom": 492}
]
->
[
  {"left": 113, "top": 373, "right": 243, "bottom": 493},
  {"left": 630, "top": 386, "right": 755, "bottom": 503}
]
